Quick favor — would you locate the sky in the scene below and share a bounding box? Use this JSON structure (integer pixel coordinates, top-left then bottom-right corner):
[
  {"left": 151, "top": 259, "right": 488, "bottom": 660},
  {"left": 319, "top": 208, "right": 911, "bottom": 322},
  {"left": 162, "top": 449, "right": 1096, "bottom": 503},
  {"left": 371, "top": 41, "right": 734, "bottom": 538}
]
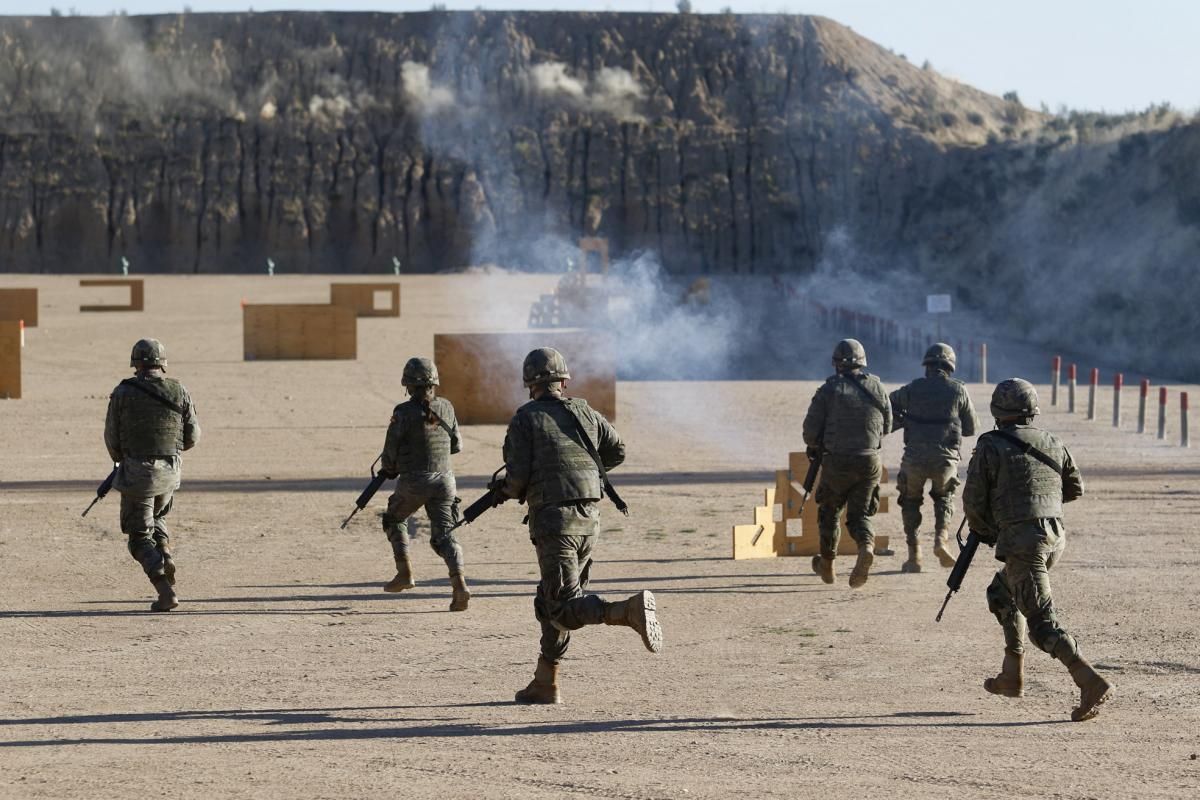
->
[{"left": 17, "top": 0, "right": 1199, "bottom": 113}]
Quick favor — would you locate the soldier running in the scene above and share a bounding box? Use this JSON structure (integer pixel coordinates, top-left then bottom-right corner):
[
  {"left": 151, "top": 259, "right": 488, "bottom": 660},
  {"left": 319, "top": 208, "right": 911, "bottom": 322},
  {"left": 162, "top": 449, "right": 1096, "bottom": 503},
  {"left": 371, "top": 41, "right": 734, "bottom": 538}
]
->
[
  {"left": 499, "top": 348, "right": 662, "bottom": 704},
  {"left": 963, "top": 378, "right": 1113, "bottom": 721},
  {"left": 803, "top": 339, "right": 892, "bottom": 588},
  {"left": 378, "top": 358, "right": 470, "bottom": 612},
  {"left": 890, "top": 343, "right": 979, "bottom": 573},
  {"left": 103, "top": 339, "right": 200, "bottom": 612}
]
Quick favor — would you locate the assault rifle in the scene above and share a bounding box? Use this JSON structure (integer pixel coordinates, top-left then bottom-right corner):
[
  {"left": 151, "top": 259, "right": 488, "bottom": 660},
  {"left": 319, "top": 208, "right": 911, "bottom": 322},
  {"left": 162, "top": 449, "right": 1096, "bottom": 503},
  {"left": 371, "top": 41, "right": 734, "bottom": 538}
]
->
[
  {"left": 341, "top": 456, "right": 390, "bottom": 530},
  {"left": 935, "top": 517, "right": 980, "bottom": 622},
  {"left": 452, "top": 467, "right": 514, "bottom": 531},
  {"left": 798, "top": 447, "right": 822, "bottom": 516},
  {"left": 81, "top": 465, "right": 119, "bottom": 518}
]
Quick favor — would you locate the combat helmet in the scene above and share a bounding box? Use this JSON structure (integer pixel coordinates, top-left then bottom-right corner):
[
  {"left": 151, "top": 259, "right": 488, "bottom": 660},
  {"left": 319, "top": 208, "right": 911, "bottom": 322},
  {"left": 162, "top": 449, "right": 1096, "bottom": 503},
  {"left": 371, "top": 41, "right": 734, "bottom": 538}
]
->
[
  {"left": 523, "top": 347, "right": 571, "bottom": 387},
  {"left": 922, "top": 342, "right": 957, "bottom": 373},
  {"left": 832, "top": 338, "right": 867, "bottom": 370},
  {"left": 401, "top": 357, "right": 440, "bottom": 387},
  {"left": 130, "top": 338, "right": 167, "bottom": 370},
  {"left": 990, "top": 378, "right": 1040, "bottom": 421}
]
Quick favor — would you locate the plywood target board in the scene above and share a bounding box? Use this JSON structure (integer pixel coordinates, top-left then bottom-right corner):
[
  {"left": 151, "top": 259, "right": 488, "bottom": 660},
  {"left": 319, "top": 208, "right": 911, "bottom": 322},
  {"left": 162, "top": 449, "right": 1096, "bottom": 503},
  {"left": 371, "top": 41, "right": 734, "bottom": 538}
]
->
[
  {"left": 0, "top": 288, "right": 38, "bottom": 326},
  {"left": 434, "top": 331, "right": 616, "bottom": 425},
  {"left": 243, "top": 304, "right": 357, "bottom": 360},
  {"left": 0, "top": 319, "right": 21, "bottom": 399},
  {"left": 330, "top": 283, "right": 401, "bottom": 317},
  {"left": 80, "top": 279, "right": 144, "bottom": 312}
]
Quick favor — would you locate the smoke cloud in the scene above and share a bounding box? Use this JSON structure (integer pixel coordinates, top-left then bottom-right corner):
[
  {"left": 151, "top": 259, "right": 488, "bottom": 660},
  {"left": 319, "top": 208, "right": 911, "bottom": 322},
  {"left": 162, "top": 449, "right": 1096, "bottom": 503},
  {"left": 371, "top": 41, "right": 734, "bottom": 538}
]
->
[{"left": 527, "top": 62, "right": 646, "bottom": 122}]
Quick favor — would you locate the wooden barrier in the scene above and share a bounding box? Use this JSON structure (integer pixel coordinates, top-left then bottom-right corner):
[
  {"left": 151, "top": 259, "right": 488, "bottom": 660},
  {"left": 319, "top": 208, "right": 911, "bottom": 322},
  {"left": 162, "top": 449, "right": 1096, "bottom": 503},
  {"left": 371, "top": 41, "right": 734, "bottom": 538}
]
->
[
  {"left": 0, "top": 288, "right": 38, "bottom": 326},
  {"left": 330, "top": 283, "right": 401, "bottom": 317},
  {"left": 0, "top": 320, "right": 21, "bottom": 399},
  {"left": 433, "top": 332, "right": 616, "bottom": 425},
  {"left": 80, "top": 279, "right": 144, "bottom": 312},
  {"left": 733, "top": 451, "right": 891, "bottom": 559},
  {"left": 243, "top": 304, "right": 357, "bottom": 360},
  {"left": 578, "top": 237, "right": 610, "bottom": 273}
]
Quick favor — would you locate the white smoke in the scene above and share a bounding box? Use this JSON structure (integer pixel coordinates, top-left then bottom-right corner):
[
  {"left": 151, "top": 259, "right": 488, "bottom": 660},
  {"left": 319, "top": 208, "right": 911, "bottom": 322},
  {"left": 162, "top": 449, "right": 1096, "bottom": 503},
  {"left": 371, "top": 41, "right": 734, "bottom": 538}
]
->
[
  {"left": 527, "top": 62, "right": 646, "bottom": 122},
  {"left": 402, "top": 61, "right": 456, "bottom": 115}
]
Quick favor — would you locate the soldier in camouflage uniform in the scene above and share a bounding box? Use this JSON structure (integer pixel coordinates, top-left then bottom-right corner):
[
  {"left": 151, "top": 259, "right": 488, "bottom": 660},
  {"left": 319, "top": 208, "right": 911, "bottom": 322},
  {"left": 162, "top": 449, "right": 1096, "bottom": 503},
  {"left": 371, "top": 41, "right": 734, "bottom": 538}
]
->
[
  {"left": 500, "top": 348, "right": 662, "bottom": 704},
  {"left": 890, "top": 343, "right": 979, "bottom": 573},
  {"left": 378, "top": 358, "right": 470, "bottom": 612},
  {"left": 103, "top": 339, "right": 200, "bottom": 612},
  {"left": 802, "top": 339, "right": 892, "bottom": 589},
  {"left": 963, "top": 378, "right": 1113, "bottom": 722}
]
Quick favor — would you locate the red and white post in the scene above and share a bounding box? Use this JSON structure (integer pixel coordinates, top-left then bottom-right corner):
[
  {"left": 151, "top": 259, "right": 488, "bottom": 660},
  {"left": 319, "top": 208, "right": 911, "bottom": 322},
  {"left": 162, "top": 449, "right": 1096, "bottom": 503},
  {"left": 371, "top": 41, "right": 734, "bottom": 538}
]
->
[
  {"left": 1086, "top": 367, "right": 1099, "bottom": 420},
  {"left": 1112, "top": 373, "right": 1123, "bottom": 427},
  {"left": 1183, "top": 393, "right": 1191, "bottom": 448},
  {"left": 979, "top": 342, "right": 988, "bottom": 384},
  {"left": 1137, "top": 379, "right": 1150, "bottom": 433},
  {"left": 1067, "top": 364, "right": 1077, "bottom": 413},
  {"left": 1157, "top": 387, "right": 1168, "bottom": 440},
  {"left": 1051, "top": 355, "right": 1061, "bottom": 406}
]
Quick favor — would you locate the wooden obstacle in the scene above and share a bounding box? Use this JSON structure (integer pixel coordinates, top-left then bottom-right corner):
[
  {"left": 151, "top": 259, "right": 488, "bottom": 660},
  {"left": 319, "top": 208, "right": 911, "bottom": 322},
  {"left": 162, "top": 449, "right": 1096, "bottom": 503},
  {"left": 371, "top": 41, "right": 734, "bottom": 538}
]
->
[
  {"left": 0, "top": 320, "right": 21, "bottom": 399},
  {"left": 578, "top": 237, "right": 610, "bottom": 274},
  {"left": 732, "top": 451, "right": 891, "bottom": 560},
  {"left": 80, "top": 279, "right": 144, "bottom": 312},
  {"left": 330, "top": 283, "right": 401, "bottom": 317},
  {"left": 434, "top": 331, "right": 616, "bottom": 425},
  {"left": 0, "top": 288, "right": 38, "bottom": 326},
  {"left": 243, "top": 304, "right": 357, "bottom": 360}
]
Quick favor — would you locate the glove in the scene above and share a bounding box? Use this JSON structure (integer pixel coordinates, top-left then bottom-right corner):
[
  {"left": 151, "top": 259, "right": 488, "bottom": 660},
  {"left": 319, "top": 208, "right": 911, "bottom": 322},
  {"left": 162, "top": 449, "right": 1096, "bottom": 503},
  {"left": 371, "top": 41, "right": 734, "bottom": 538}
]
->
[
  {"left": 379, "top": 468, "right": 399, "bottom": 480},
  {"left": 806, "top": 446, "right": 821, "bottom": 460}
]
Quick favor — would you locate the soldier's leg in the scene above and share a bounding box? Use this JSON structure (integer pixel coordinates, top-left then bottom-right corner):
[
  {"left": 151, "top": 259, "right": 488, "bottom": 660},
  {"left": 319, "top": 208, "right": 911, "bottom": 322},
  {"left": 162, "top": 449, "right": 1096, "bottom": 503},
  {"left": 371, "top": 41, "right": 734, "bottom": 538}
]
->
[
  {"left": 845, "top": 457, "right": 882, "bottom": 589},
  {"left": 929, "top": 464, "right": 960, "bottom": 568},
  {"left": 425, "top": 480, "right": 469, "bottom": 611},
  {"left": 895, "top": 459, "right": 925, "bottom": 546},
  {"left": 152, "top": 493, "right": 176, "bottom": 585},
  {"left": 381, "top": 489, "right": 424, "bottom": 592},
  {"left": 812, "top": 464, "right": 848, "bottom": 583},
  {"left": 121, "top": 493, "right": 177, "bottom": 612},
  {"left": 984, "top": 568, "right": 1026, "bottom": 697}
]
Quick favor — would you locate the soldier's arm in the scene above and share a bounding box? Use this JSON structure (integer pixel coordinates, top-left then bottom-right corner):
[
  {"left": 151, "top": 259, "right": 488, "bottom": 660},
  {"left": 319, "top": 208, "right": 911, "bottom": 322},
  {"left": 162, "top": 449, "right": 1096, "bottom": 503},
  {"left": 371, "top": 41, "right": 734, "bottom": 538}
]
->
[
  {"left": 878, "top": 380, "right": 893, "bottom": 434},
  {"left": 1061, "top": 445, "right": 1084, "bottom": 503},
  {"left": 501, "top": 413, "right": 533, "bottom": 500},
  {"left": 962, "top": 442, "right": 998, "bottom": 542},
  {"left": 380, "top": 408, "right": 404, "bottom": 478},
  {"left": 595, "top": 413, "right": 626, "bottom": 472},
  {"left": 445, "top": 401, "right": 463, "bottom": 455},
  {"left": 103, "top": 391, "right": 122, "bottom": 463},
  {"left": 959, "top": 389, "right": 979, "bottom": 438},
  {"left": 181, "top": 387, "right": 200, "bottom": 451},
  {"left": 889, "top": 386, "right": 907, "bottom": 431},
  {"left": 801, "top": 385, "right": 828, "bottom": 447}
]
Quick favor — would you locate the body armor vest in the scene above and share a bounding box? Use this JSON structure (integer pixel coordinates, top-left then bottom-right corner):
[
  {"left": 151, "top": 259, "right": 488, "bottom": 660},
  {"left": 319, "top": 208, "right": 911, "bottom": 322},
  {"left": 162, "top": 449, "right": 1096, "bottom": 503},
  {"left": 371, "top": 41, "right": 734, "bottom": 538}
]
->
[
  {"left": 897, "top": 374, "right": 967, "bottom": 451},
  {"left": 388, "top": 397, "right": 455, "bottom": 475},
  {"left": 985, "top": 427, "right": 1066, "bottom": 525},
  {"left": 818, "top": 373, "right": 889, "bottom": 455},
  {"left": 517, "top": 397, "right": 603, "bottom": 509},
  {"left": 117, "top": 376, "right": 186, "bottom": 457}
]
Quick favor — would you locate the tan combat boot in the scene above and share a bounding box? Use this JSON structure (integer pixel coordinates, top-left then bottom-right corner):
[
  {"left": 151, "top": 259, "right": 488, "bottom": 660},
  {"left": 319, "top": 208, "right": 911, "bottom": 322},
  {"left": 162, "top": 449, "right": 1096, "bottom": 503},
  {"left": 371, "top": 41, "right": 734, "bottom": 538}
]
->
[
  {"left": 603, "top": 590, "right": 663, "bottom": 653},
  {"left": 1067, "top": 657, "right": 1114, "bottom": 722},
  {"left": 984, "top": 650, "right": 1024, "bottom": 697},
  {"left": 848, "top": 545, "right": 874, "bottom": 589},
  {"left": 150, "top": 574, "right": 178, "bottom": 612},
  {"left": 933, "top": 529, "right": 956, "bottom": 568},
  {"left": 901, "top": 542, "right": 922, "bottom": 573},
  {"left": 383, "top": 556, "right": 415, "bottom": 593},
  {"left": 810, "top": 555, "right": 836, "bottom": 584},
  {"left": 514, "top": 657, "right": 561, "bottom": 704},
  {"left": 449, "top": 572, "right": 471, "bottom": 612}
]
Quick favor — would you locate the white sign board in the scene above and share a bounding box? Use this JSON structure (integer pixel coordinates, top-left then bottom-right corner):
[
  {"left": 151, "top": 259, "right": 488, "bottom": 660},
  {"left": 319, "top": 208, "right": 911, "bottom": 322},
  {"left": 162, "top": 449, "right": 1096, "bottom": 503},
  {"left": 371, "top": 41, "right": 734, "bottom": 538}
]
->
[{"left": 926, "top": 294, "right": 952, "bottom": 314}]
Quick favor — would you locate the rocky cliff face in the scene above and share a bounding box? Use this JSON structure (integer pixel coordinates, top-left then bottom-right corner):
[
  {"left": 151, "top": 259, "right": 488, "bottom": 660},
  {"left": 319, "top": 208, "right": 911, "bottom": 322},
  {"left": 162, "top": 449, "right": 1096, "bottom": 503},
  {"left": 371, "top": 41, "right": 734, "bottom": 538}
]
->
[{"left": 2, "top": 12, "right": 1198, "bottom": 376}]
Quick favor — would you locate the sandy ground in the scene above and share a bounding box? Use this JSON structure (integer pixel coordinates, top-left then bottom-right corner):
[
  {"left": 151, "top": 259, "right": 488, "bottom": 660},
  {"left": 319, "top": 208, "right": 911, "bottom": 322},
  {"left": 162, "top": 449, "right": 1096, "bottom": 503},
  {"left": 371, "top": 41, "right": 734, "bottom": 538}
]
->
[{"left": 1, "top": 275, "right": 1198, "bottom": 799}]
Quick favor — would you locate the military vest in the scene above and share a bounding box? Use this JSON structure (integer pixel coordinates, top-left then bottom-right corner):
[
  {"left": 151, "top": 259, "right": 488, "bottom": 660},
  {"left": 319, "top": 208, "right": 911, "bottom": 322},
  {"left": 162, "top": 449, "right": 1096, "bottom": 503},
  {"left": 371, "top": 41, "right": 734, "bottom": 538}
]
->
[
  {"left": 819, "top": 372, "right": 889, "bottom": 455},
  {"left": 897, "top": 374, "right": 967, "bottom": 451},
  {"left": 388, "top": 397, "right": 456, "bottom": 475},
  {"left": 984, "top": 426, "right": 1065, "bottom": 525},
  {"left": 517, "top": 397, "right": 603, "bottom": 509},
  {"left": 116, "top": 376, "right": 187, "bottom": 457}
]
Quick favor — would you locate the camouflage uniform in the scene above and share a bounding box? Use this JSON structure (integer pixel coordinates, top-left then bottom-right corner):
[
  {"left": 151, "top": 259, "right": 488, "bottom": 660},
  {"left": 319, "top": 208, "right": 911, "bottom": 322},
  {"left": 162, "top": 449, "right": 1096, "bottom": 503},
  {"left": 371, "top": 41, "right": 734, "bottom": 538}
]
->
[
  {"left": 891, "top": 359, "right": 978, "bottom": 569},
  {"left": 963, "top": 378, "right": 1112, "bottom": 722},
  {"left": 103, "top": 341, "right": 199, "bottom": 611},
  {"left": 502, "top": 348, "right": 661, "bottom": 704},
  {"left": 802, "top": 347, "right": 891, "bottom": 588},
  {"left": 380, "top": 396, "right": 465, "bottom": 580}
]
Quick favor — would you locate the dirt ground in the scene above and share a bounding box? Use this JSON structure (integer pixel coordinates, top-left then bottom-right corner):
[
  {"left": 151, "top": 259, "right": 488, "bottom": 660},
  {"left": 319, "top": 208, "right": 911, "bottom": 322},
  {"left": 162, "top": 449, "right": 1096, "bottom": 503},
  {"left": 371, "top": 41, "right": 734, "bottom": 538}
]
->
[{"left": 1, "top": 275, "right": 1198, "bottom": 799}]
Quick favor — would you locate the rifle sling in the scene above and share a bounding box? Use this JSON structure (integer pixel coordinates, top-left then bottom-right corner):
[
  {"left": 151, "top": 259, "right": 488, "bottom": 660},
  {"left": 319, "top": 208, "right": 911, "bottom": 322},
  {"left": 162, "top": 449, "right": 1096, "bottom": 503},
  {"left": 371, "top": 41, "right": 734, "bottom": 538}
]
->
[
  {"left": 558, "top": 398, "right": 628, "bottom": 513},
  {"left": 121, "top": 378, "right": 186, "bottom": 416},
  {"left": 421, "top": 400, "right": 456, "bottom": 437},
  {"left": 843, "top": 373, "right": 888, "bottom": 415},
  {"left": 985, "top": 430, "right": 1064, "bottom": 475}
]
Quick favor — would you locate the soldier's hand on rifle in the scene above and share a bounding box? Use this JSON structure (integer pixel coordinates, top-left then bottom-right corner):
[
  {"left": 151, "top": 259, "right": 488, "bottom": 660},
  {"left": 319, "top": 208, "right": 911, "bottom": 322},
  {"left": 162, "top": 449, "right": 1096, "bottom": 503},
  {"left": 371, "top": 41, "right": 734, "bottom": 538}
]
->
[{"left": 806, "top": 446, "right": 821, "bottom": 460}]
